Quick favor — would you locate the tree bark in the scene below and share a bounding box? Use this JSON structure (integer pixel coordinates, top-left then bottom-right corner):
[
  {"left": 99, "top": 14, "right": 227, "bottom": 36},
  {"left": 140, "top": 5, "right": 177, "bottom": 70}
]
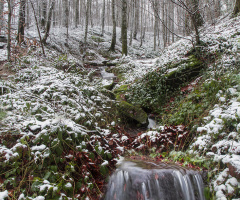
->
[
  {"left": 101, "top": 0, "right": 105, "bottom": 36},
  {"left": 214, "top": 0, "right": 221, "bottom": 18},
  {"left": 17, "top": 0, "right": 26, "bottom": 44},
  {"left": 233, "top": 0, "right": 240, "bottom": 16},
  {"left": 41, "top": 0, "right": 47, "bottom": 29},
  {"left": 121, "top": 0, "right": 128, "bottom": 56},
  {"left": 133, "top": 0, "right": 139, "bottom": 40},
  {"left": 7, "top": 0, "right": 12, "bottom": 61},
  {"left": 75, "top": 0, "right": 80, "bottom": 28},
  {"left": 63, "top": 0, "right": 69, "bottom": 28},
  {"left": 153, "top": 0, "right": 159, "bottom": 51},
  {"left": 129, "top": 0, "right": 134, "bottom": 46},
  {"left": 42, "top": 0, "right": 55, "bottom": 44},
  {"left": 109, "top": 0, "right": 116, "bottom": 51},
  {"left": 0, "top": 0, "right": 4, "bottom": 35},
  {"left": 84, "top": 0, "right": 91, "bottom": 43},
  {"left": 162, "top": 0, "right": 167, "bottom": 48},
  {"left": 29, "top": 0, "right": 45, "bottom": 56}
]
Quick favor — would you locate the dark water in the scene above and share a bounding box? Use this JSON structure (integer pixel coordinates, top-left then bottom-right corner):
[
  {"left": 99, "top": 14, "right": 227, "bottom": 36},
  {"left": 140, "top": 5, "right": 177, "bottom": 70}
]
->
[{"left": 105, "top": 160, "right": 205, "bottom": 200}]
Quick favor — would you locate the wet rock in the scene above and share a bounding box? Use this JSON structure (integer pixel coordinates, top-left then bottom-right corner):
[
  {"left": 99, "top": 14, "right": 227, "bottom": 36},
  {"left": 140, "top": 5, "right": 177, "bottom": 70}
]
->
[
  {"left": 117, "top": 101, "right": 148, "bottom": 125},
  {"left": 114, "top": 85, "right": 148, "bottom": 125}
]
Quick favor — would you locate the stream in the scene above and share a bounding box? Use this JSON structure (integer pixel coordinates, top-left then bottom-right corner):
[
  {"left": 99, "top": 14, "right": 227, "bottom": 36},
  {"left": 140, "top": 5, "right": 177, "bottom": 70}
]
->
[
  {"left": 101, "top": 66, "right": 206, "bottom": 200},
  {"left": 105, "top": 160, "right": 205, "bottom": 200}
]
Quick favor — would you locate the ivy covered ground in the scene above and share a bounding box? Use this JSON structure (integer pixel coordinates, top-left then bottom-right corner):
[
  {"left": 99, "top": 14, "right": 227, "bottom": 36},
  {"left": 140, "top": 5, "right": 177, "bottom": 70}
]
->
[{"left": 0, "top": 16, "right": 240, "bottom": 199}]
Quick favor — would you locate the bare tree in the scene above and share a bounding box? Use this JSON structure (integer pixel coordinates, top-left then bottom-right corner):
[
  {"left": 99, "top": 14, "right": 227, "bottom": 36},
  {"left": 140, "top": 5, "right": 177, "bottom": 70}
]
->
[
  {"left": 75, "top": 0, "right": 80, "bottom": 28},
  {"left": 84, "top": 0, "right": 91, "bottom": 43},
  {"left": 29, "top": 0, "right": 45, "bottom": 56},
  {"left": 171, "top": 0, "right": 203, "bottom": 45},
  {"left": 16, "top": 0, "right": 26, "bottom": 44},
  {"left": 41, "top": 0, "right": 47, "bottom": 29},
  {"left": 0, "top": 0, "right": 4, "bottom": 35},
  {"left": 109, "top": 0, "right": 116, "bottom": 51},
  {"left": 233, "top": 0, "right": 240, "bottom": 16},
  {"left": 42, "top": 0, "right": 55, "bottom": 44},
  {"left": 153, "top": 0, "right": 159, "bottom": 50},
  {"left": 101, "top": 0, "right": 105, "bottom": 36},
  {"left": 122, "top": 0, "right": 128, "bottom": 55},
  {"left": 7, "top": 0, "right": 12, "bottom": 61},
  {"left": 133, "top": 0, "right": 139, "bottom": 39},
  {"left": 63, "top": 0, "right": 69, "bottom": 38}
]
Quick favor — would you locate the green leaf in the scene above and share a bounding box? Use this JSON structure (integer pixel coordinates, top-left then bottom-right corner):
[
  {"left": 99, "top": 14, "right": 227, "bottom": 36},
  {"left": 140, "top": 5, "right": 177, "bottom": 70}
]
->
[{"left": 44, "top": 171, "right": 51, "bottom": 180}]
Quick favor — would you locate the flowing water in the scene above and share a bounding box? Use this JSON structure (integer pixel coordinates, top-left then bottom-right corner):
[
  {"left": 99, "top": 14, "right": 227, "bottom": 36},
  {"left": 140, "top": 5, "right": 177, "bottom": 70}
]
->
[
  {"left": 105, "top": 160, "right": 205, "bottom": 200},
  {"left": 148, "top": 117, "right": 158, "bottom": 129}
]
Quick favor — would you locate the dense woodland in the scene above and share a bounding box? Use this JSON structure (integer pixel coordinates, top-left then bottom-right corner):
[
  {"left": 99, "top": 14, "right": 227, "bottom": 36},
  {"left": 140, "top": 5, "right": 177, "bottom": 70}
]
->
[
  {"left": 0, "top": 0, "right": 240, "bottom": 199},
  {"left": 0, "top": 0, "right": 239, "bottom": 58}
]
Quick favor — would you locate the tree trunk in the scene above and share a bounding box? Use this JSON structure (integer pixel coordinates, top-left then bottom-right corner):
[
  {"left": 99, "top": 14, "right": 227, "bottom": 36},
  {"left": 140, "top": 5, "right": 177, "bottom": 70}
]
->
[
  {"left": 214, "top": 0, "right": 221, "bottom": 18},
  {"left": 7, "top": 0, "right": 12, "bottom": 61},
  {"left": 188, "top": 0, "right": 203, "bottom": 27},
  {"left": 233, "top": 0, "right": 240, "bottom": 16},
  {"left": 129, "top": 0, "right": 134, "bottom": 46},
  {"left": 170, "top": 1, "right": 174, "bottom": 43},
  {"left": 84, "top": 0, "right": 91, "bottom": 43},
  {"left": 0, "top": 0, "right": 4, "bottom": 35},
  {"left": 109, "top": 0, "right": 116, "bottom": 51},
  {"left": 90, "top": 0, "right": 93, "bottom": 27},
  {"left": 41, "top": 0, "right": 47, "bottom": 30},
  {"left": 133, "top": 0, "right": 139, "bottom": 40},
  {"left": 121, "top": 0, "right": 128, "bottom": 56},
  {"left": 75, "top": 0, "right": 80, "bottom": 28},
  {"left": 162, "top": 0, "right": 167, "bottom": 48},
  {"left": 63, "top": 0, "right": 69, "bottom": 39},
  {"left": 63, "top": 0, "right": 69, "bottom": 27},
  {"left": 140, "top": 0, "right": 143, "bottom": 47},
  {"left": 17, "top": 0, "right": 26, "bottom": 44},
  {"left": 153, "top": 0, "right": 159, "bottom": 51},
  {"left": 42, "top": 0, "right": 55, "bottom": 44},
  {"left": 26, "top": 0, "right": 30, "bottom": 29},
  {"left": 29, "top": 0, "right": 45, "bottom": 56},
  {"left": 101, "top": 0, "right": 105, "bottom": 36}
]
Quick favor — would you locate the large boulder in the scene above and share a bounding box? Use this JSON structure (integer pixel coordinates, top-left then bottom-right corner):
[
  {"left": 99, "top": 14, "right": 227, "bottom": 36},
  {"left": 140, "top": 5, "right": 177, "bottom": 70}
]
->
[
  {"left": 117, "top": 100, "right": 148, "bottom": 125},
  {"left": 114, "top": 85, "right": 148, "bottom": 125}
]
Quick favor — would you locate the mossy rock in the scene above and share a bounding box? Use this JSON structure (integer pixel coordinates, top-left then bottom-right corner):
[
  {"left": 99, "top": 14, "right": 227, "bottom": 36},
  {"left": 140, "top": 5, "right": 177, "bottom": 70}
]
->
[
  {"left": 100, "top": 89, "right": 115, "bottom": 99},
  {"left": 114, "top": 84, "right": 148, "bottom": 125},
  {"left": 165, "top": 55, "right": 204, "bottom": 87},
  {"left": 117, "top": 100, "right": 148, "bottom": 125},
  {"left": 114, "top": 84, "right": 130, "bottom": 95},
  {"left": 103, "top": 81, "right": 116, "bottom": 91},
  {"left": 127, "top": 54, "right": 206, "bottom": 112}
]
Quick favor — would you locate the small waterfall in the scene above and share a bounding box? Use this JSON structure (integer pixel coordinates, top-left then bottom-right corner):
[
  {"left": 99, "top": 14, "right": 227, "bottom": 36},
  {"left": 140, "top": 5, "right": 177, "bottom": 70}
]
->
[
  {"left": 105, "top": 161, "right": 205, "bottom": 200},
  {"left": 148, "top": 117, "right": 157, "bottom": 129}
]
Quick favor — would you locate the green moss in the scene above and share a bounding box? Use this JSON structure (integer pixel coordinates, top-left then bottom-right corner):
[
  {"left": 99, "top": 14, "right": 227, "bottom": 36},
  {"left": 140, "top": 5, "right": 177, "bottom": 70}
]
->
[
  {"left": 100, "top": 89, "right": 115, "bottom": 99},
  {"left": 0, "top": 111, "right": 7, "bottom": 121},
  {"left": 117, "top": 100, "right": 148, "bottom": 125},
  {"left": 103, "top": 82, "right": 116, "bottom": 91},
  {"left": 114, "top": 84, "right": 129, "bottom": 95},
  {"left": 113, "top": 85, "right": 148, "bottom": 124},
  {"left": 128, "top": 54, "right": 205, "bottom": 112}
]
